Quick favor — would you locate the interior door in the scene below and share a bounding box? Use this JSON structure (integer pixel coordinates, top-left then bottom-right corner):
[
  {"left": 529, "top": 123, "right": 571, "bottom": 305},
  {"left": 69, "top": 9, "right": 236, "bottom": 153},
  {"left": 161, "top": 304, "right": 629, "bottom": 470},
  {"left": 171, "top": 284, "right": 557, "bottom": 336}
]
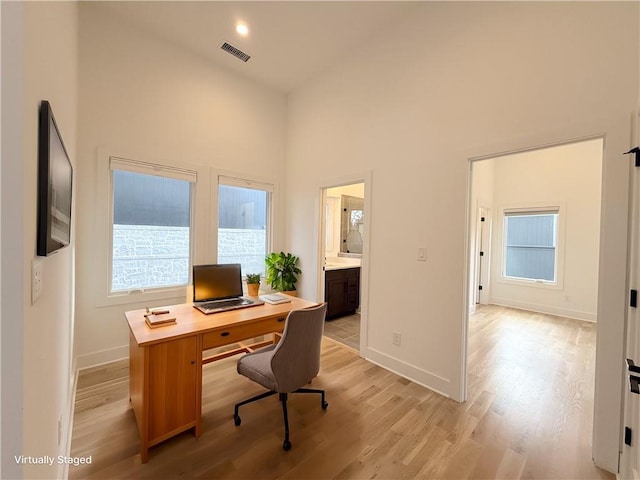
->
[{"left": 622, "top": 145, "right": 640, "bottom": 479}]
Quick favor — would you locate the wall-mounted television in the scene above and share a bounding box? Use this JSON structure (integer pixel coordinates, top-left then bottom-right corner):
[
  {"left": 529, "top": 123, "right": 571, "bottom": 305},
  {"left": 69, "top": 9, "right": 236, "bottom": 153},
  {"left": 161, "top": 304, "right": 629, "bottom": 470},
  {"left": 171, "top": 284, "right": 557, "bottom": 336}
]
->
[{"left": 37, "top": 100, "right": 73, "bottom": 256}]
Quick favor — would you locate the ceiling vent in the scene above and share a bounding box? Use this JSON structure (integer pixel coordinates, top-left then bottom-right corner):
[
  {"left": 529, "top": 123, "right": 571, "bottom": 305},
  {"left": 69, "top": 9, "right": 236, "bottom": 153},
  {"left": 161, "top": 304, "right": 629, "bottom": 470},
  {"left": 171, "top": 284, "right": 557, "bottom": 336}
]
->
[{"left": 220, "top": 42, "right": 251, "bottom": 62}]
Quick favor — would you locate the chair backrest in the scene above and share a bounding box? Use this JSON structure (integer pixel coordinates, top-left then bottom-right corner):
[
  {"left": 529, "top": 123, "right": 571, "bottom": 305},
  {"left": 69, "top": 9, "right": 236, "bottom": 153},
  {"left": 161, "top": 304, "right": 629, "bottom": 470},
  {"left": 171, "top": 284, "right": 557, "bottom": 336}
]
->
[{"left": 270, "top": 302, "right": 328, "bottom": 393}]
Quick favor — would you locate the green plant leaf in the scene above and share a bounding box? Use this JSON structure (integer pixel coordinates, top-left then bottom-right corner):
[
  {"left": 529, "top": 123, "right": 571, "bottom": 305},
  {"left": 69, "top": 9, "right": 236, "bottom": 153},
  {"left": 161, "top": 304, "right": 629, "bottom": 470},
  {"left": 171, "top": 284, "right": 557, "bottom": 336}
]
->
[{"left": 264, "top": 252, "right": 301, "bottom": 291}]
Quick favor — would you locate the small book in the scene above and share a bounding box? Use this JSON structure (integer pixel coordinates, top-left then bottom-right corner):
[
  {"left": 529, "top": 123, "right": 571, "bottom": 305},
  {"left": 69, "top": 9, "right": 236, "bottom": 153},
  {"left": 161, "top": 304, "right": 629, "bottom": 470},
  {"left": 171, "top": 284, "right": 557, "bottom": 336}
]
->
[
  {"left": 145, "top": 313, "right": 177, "bottom": 328},
  {"left": 259, "top": 293, "right": 292, "bottom": 305}
]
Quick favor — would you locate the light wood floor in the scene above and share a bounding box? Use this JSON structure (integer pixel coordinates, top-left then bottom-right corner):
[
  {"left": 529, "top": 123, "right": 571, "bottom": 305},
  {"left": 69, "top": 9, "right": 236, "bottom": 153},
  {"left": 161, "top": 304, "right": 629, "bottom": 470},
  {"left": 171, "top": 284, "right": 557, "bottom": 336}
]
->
[{"left": 69, "top": 305, "right": 613, "bottom": 479}]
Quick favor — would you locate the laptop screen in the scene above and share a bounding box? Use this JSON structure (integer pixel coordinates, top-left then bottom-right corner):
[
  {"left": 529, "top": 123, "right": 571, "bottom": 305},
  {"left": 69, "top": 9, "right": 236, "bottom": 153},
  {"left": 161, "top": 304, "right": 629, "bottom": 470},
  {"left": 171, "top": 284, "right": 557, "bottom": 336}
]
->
[{"left": 193, "top": 264, "right": 244, "bottom": 302}]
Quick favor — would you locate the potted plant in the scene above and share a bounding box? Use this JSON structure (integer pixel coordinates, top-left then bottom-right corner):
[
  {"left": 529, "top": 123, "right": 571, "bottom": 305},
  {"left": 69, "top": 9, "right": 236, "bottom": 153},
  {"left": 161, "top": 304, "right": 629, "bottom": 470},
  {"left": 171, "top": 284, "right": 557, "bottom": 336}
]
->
[
  {"left": 265, "top": 252, "right": 302, "bottom": 296},
  {"left": 246, "top": 273, "right": 261, "bottom": 297}
]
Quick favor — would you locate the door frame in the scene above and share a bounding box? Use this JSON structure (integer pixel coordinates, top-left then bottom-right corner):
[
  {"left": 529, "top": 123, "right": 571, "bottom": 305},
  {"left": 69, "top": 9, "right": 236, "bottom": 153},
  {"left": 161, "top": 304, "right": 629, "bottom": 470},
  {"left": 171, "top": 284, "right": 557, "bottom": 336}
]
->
[
  {"left": 317, "top": 171, "right": 371, "bottom": 354},
  {"left": 463, "top": 133, "right": 609, "bottom": 465}
]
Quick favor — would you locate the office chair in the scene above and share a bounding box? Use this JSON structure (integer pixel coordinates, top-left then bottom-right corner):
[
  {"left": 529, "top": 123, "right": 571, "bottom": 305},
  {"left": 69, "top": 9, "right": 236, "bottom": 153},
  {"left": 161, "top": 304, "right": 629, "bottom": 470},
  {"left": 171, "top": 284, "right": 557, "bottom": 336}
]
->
[{"left": 233, "top": 302, "right": 328, "bottom": 451}]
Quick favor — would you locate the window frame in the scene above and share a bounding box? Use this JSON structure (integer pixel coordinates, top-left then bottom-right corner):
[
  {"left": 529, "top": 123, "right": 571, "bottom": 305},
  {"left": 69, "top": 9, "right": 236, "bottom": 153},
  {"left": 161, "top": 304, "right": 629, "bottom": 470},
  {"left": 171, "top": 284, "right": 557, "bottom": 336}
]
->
[
  {"left": 498, "top": 203, "right": 565, "bottom": 290},
  {"left": 95, "top": 152, "right": 280, "bottom": 308},
  {"left": 216, "top": 174, "right": 275, "bottom": 280},
  {"left": 95, "top": 150, "right": 209, "bottom": 307},
  {"left": 108, "top": 158, "right": 196, "bottom": 295}
]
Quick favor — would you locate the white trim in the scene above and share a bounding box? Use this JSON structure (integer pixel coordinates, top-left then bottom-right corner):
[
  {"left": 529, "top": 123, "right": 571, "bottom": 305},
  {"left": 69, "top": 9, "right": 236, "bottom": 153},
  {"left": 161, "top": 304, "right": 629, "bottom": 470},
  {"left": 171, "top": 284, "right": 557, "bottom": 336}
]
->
[
  {"left": 110, "top": 156, "right": 197, "bottom": 183},
  {"left": 109, "top": 158, "right": 195, "bottom": 295},
  {"left": 95, "top": 148, "right": 209, "bottom": 307},
  {"left": 75, "top": 345, "right": 129, "bottom": 370},
  {"left": 218, "top": 174, "right": 274, "bottom": 193},
  {"left": 503, "top": 207, "right": 559, "bottom": 216},
  {"left": 496, "top": 202, "right": 566, "bottom": 291},
  {"left": 99, "top": 291, "right": 187, "bottom": 308},
  {"left": 489, "top": 297, "right": 597, "bottom": 323},
  {"left": 361, "top": 346, "right": 451, "bottom": 399},
  {"left": 214, "top": 170, "right": 278, "bottom": 267},
  {"left": 466, "top": 133, "right": 607, "bottom": 163},
  {"left": 61, "top": 364, "right": 79, "bottom": 480}
]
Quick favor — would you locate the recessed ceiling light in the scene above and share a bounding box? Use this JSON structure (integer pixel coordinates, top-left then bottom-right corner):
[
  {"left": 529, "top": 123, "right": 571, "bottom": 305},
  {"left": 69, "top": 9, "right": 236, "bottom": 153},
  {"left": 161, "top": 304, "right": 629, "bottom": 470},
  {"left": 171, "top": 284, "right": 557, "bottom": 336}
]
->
[{"left": 236, "top": 23, "right": 249, "bottom": 37}]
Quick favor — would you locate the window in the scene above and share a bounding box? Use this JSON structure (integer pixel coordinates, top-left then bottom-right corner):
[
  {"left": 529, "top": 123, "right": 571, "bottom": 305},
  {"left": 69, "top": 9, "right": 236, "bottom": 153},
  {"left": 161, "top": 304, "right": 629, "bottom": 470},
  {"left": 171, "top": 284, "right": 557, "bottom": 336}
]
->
[
  {"left": 217, "top": 176, "right": 272, "bottom": 277},
  {"left": 110, "top": 158, "right": 195, "bottom": 293},
  {"left": 503, "top": 209, "right": 559, "bottom": 282}
]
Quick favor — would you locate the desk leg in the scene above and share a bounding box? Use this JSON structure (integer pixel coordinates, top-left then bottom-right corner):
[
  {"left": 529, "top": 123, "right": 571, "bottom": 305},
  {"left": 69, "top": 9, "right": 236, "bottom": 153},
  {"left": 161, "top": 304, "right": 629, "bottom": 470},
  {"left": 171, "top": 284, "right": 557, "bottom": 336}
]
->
[
  {"left": 129, "top": 331, "right": 150, "bottom": 463},
  {"left": 140, "top": 445, "right": 149, "bottom": 464},
  {"left": 195, "top": 334, "right": 203, "bottom": 438}
]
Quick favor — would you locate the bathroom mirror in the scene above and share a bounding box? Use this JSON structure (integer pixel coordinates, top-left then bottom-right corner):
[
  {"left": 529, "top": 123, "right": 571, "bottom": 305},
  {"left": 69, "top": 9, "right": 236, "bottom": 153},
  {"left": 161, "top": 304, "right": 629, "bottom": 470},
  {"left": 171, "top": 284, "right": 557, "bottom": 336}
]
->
[{"left": 340, "top": 195, "right": 364, "bottom": 255}]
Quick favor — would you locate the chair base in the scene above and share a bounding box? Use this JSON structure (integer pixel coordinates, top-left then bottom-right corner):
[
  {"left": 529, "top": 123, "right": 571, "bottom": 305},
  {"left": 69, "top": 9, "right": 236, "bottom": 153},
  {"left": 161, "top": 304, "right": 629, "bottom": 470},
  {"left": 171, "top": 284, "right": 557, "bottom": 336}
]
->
[{"left": 233, "top": 387, "right": 328, "bottom": 450}]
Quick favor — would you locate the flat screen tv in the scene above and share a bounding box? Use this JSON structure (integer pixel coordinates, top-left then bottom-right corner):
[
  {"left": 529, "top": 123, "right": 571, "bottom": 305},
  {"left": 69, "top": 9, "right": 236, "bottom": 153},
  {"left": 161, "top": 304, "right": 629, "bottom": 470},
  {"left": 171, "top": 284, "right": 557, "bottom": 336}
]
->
[{"left": 37, "top": 100, "right": 73, "bottom": 256}]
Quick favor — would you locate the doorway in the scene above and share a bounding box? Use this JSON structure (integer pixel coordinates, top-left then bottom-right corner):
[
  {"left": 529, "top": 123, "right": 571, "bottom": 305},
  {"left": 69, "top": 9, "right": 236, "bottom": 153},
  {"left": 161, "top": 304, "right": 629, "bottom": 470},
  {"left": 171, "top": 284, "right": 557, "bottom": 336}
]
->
[
  {"left": 466, "top": 137, "right": 604, "bottom": 460},
  {"left": 467, "top": 138, "right": 603, "bottom": 323},
  {"left": 318, "top": 180, "right": 367, "bottom": 351}
]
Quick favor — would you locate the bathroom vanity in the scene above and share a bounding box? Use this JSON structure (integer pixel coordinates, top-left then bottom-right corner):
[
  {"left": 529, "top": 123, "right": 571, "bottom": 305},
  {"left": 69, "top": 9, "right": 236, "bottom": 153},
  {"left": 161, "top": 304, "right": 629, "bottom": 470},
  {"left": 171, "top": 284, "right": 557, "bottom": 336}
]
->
[{"left": 324, "top": 265, "right": 360, "bottom": 319}]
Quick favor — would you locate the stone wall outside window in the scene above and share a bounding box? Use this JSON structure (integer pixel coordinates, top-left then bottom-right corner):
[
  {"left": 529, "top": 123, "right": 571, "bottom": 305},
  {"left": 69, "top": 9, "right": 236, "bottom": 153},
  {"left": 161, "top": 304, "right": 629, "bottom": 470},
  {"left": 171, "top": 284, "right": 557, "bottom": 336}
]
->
[{"left": 112, "top": 225, "right": 265, "bottom": 291}]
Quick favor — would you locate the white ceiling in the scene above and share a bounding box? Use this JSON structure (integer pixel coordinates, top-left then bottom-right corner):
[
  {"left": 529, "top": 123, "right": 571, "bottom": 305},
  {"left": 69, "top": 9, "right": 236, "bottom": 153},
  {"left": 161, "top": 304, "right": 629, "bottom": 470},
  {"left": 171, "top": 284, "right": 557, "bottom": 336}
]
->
[{"left": 95, "top": 1, "right": 419, "bottom": 93}]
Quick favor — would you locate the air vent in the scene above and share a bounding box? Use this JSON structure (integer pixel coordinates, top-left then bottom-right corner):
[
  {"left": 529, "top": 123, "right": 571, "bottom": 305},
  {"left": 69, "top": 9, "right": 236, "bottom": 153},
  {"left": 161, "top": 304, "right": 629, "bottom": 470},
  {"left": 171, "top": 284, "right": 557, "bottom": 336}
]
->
[{"left": 221, "top": 42, "right": 251, "bottom": 62}]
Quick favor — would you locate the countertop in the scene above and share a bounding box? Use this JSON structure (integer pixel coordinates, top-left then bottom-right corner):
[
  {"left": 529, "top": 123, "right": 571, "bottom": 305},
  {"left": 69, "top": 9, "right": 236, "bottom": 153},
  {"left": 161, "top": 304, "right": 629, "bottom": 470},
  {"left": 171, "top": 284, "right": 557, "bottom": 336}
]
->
[{"left": 324, "top": 256, "right": 361, "bottom": 271}]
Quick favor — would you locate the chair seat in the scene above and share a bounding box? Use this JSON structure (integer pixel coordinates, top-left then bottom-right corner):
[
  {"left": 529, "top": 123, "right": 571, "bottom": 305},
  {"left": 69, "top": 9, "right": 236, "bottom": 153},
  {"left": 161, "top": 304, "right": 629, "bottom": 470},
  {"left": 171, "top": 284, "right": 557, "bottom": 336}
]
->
[{"left": 237, "top": 344, "right": 277, "bottom": 391}]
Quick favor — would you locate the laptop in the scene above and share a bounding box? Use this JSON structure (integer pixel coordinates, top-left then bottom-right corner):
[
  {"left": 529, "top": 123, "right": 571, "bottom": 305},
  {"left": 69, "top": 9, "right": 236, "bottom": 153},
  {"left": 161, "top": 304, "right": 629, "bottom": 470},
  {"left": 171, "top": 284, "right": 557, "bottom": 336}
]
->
[{"left": 193, "top": 264, "right": 263, "bottom": 315}]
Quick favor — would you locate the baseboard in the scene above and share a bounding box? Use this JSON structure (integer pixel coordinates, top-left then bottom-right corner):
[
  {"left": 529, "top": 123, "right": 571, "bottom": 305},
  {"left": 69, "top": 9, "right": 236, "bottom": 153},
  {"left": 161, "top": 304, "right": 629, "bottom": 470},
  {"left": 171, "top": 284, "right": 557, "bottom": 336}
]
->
[
  {"left": 361, "top": 346, "right": 452, "bottom": 400},
  {"left": 489, "top": 297, "right": 596, "bottom": 322},
  {"left": 75, "top": 345, "right": 129, "bottom": 371},
  {"left": 61, "top": 362, "right": 79, "bottom": 480}
]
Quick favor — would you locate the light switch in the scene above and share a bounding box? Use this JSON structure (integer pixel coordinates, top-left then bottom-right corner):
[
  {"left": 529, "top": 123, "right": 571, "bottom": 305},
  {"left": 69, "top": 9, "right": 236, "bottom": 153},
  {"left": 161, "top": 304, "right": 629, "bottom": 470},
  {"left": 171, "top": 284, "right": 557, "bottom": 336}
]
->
[
  {"left": 417, "top": 248, "right": 427, "bottom": 262},
  {"left": 32, "top": 259, "right": 43, "bottom": 304}
]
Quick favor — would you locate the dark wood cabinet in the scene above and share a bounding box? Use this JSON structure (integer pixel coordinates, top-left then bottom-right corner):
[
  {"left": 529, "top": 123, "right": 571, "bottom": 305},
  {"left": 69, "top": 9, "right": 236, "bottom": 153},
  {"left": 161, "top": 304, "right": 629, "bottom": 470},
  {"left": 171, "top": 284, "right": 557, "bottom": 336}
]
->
[{"left": 325, "top": 267, "right": 360, "bottom": 319}]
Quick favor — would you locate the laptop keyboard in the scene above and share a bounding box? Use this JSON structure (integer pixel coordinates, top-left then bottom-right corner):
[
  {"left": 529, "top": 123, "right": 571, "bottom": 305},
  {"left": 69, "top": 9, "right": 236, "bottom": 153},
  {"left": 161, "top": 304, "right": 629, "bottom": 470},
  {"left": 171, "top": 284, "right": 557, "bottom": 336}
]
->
[{"left": 200, "top": 298, "right": 250, "bottom": 310}]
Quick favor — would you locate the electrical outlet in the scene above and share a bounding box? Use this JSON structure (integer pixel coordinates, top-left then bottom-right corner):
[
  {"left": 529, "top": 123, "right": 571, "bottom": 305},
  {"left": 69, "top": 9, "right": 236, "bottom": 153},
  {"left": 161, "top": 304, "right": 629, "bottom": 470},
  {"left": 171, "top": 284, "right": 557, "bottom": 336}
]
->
[
  {"left": 392, "top": 331, "right": 401, "bottom": 346},
  {"left": 32, "top": 259, "right": 43, "bottom": 304}
]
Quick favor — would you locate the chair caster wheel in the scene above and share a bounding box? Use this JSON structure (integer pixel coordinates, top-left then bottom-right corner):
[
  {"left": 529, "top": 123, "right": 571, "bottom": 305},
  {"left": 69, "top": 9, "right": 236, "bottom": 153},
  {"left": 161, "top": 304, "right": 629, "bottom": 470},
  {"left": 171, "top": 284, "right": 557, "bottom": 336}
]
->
[
  {"left": 283, "top": 439, "right": 292, "bottom": 451},
  {"left": 234, "top": 415, "right": 241, "bottom": 426},
  {"left": 322, "top": 401, "right": 329, "bottom": 410}
]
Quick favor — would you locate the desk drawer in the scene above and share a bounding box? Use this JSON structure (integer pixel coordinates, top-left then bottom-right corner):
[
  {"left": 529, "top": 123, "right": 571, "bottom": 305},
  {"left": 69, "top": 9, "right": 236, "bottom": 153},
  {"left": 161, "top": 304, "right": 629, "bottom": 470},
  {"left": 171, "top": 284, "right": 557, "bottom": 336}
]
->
[{"left": 202, "top": 315, "right": 287, "bottom": 350}]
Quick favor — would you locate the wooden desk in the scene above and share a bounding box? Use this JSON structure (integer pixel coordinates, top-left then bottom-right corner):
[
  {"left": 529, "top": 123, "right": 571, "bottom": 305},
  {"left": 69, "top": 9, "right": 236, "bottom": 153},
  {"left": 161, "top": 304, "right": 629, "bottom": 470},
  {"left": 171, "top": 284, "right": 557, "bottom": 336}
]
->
[{"left": 126, "top": 296, "right": 316, "bottom": 462}]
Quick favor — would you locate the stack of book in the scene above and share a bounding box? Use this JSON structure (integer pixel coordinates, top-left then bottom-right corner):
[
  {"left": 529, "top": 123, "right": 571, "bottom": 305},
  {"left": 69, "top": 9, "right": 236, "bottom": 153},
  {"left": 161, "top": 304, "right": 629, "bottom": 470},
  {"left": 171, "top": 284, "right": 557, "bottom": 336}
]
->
[
  {"left": 259, "top": 293, "right": 292, "bottom": 305},
  {"left": 144, "top": 309, "right": 176, "bottom": 328}
]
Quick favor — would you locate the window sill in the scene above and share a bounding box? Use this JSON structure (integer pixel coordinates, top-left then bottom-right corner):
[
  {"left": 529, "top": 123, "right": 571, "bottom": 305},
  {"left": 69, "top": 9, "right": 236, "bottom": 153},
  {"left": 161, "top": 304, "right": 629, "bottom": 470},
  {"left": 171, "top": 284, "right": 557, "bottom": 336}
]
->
[
  {"left": 96, "top": 285, "right": 189, "bottom": 308},
  {"left": 498, "top": 276, "right": 563, "bottom": 291}
]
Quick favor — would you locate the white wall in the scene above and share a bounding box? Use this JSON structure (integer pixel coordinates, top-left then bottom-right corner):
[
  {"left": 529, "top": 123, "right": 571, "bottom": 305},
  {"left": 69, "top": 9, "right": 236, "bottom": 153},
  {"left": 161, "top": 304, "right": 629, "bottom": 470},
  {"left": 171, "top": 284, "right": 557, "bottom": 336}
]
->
[
  {"left": 487, "top": 139, "right": 602, "bottom": 321},
  {"left": 1, "top": 3, "right": 25, "bottom": 478},
  {"left": 286, "top": 2, "right": 638, "bottom": 472},
  {"left": 0, "top": 2, "right": 79, "bottom": 479},
  {"left": 74, "top": 5, "right": 287, "bottom": 367}
]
